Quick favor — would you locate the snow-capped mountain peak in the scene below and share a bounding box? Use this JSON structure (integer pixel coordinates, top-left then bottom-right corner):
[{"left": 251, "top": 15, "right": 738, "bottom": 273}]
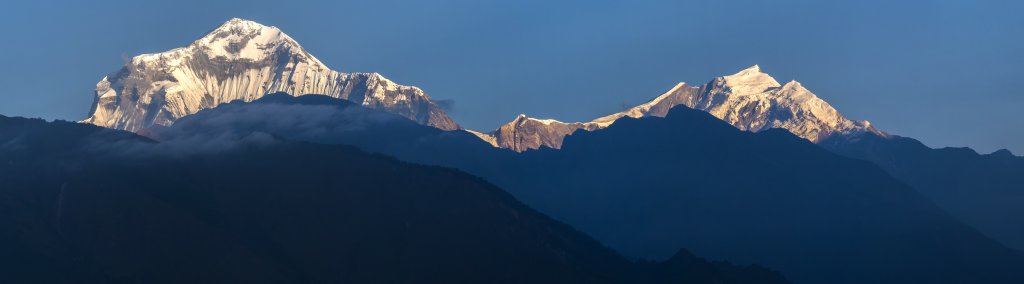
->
[
  {"left": 84, "top": 18, "right": 459, "bottom": 132},
  {"left": 719, "top": 64, "right": 781, "bottom": 95},
  {"left": 195, "top": 18, "right": 313, "bottom": 63},
  {"left": 473, "top": 65, "right": 885, "bottom": 151},
  {"left": 133, "top": 18, "right": 318, "bottom": 67}
]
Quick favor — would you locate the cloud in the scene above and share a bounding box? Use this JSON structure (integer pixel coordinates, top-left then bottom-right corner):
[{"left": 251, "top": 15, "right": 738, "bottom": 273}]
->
[
  {"left": 157, "top": 103, "right": 402, "bottom": 141},
  {"left": 82, "top": 101, "right": 411, "bottom": 160},
  {"left": 434, "top": 99, "right": 456, "bottom": 113},
  {"left": 0, "top": 135, "right": 26, "bottom": 152},
  {"left": 83, "top": 126, "right": 278, "bottom": 160}
]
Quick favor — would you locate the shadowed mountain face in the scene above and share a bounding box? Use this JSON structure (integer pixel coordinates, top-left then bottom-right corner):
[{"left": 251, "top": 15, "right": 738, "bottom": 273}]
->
[
  {"left": 507, "top": 111, "right": 1024, "bottom": 284},
  {"left": 463, "top": 63, "right": 1024, "bottom": 257},
  {"left": 155, "top": 94, "right": 1024, "bottom": 284},
  {"left": 455, "top": 63, "right": 1024, "bottom": 259},
  {"left": 0, "top": 115, "right": 788, "bottom": 284},
  {"left": 822, "top": 134, "right": 1024, "bottom": 252}
]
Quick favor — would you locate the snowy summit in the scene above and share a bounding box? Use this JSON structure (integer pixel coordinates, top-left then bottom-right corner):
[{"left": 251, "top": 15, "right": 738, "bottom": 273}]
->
[
  {"left": 84, "top": 18, "right": 459, "bottom": 132},
  {"left": 474, "top": 65, "right": 884, "bottom": 151}
]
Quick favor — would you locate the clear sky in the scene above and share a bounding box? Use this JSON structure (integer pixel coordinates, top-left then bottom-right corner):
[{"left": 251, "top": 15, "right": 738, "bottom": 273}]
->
[{"left": 1, "top": 0, "right": 1021, "bottom": 153}]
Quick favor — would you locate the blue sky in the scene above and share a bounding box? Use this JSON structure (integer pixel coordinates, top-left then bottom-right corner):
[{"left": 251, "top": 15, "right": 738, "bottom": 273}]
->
[{"left": 1, "top": 0, "right": 1021, "bottom": 153}]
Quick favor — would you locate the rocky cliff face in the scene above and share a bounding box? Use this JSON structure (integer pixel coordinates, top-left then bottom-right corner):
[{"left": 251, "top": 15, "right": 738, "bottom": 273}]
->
[
  {"left": 474, "top": 114, "right": 600, "bottom": 152},
  {"left": 83, "top": 18, "right": 459, "bottom": 132},
  {"left": 475, "top": 65, "right": 883, "bottom": 152}
]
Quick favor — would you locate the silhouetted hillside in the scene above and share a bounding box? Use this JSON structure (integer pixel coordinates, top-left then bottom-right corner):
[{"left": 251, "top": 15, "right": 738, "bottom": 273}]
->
[
  {"left": 0, "top": 114, "right": 788, "bottom": 284},
  {"left": 822, "top": 133, "right": 1024, "bottom": 251},
  {"left": 511, "top": 108, "right": 1024, "bottom": 284},
  {"left": 156, "top": 94, "right": 1024, "bottom": 284}
]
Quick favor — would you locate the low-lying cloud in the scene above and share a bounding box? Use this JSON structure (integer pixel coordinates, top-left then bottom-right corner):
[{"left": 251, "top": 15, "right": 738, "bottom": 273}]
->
[
  {"left": 84, "top": 101, "right": 408, "bottom": 159},
  {"left": 434, "top": 99, "right": 456, "bottom": 113}
]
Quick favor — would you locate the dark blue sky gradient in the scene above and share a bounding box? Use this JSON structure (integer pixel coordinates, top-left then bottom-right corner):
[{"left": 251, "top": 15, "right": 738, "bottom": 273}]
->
[{"left": 1, "top": 0, "right": 1021, "bottom": 152}]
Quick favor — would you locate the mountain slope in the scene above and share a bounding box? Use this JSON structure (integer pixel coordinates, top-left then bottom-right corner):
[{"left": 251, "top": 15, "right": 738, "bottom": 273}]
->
[
  {"left": 471, "top": 64, "right": 1024, "bottom": 257},
  {"left": 161, "top": 95, "right": 1024, "bottom": 284},
  {"left": 822, "top": 134, "right": 1024, "bottom": 252},
  {"left": 509, "top": 109, "right": 1024, "bottom": 284},
  {"left": 83, "top": 18, "right": 458, "bottom": 132},
  {"left": 475, "top": 65, "right": 881, "bottom": 151},
  {"left": 0, "top": 114, "right": 787, "bottom": 284}
]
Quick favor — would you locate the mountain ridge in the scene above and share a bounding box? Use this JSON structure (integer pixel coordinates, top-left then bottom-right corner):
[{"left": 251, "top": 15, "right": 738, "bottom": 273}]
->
[
  {"left": 475, "top": 65, "right": 885, "bottom": 152},
  {"left": 822, "top": 132, "right": 1024, "bottom": 251},
  {"left": 81, "top": 19, "right": 881, "bottom": 154},
  {"left": 0, "top": 113, "right": 790, "bottom": 284},
  {"left": 144, "top": 94, "right": 1024, "bottom": 284}
]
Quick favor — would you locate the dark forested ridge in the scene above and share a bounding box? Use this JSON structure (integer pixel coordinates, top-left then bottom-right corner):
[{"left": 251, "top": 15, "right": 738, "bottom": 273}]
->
[
  {"left": 152, "top": 94, "right": 1024, "bottom": 284},
  {"left": 509, "top": 109, "right": 1024, "bottom": 284},
  {"left": 822, "top": 133, "right": 1024, "bottom": 252},
  {"left": 0, "top": 115, "right": 787, "bottom": 284}
]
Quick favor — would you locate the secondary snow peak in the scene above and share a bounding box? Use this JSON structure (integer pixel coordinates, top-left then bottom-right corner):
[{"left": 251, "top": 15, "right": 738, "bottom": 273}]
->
[{"left": 472, "top": 65, "right": 884, "bottom": 151}]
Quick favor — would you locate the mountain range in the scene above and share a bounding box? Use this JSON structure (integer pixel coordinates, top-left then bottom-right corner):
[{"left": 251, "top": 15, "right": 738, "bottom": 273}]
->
[
  {"left": 79, "top": 19, "right": 1016, "bottom": 161},
  {"left": 84, "top": 19, "right": 1024, "bottom": 254},
  {"left": 13, "top": 17, "right": 1014, "bottom": 283},
  {"left": 82, "top": 19, "right": 879, "bottom": 152},
  {"left": 150, "top": 93, "right": 1024, "bottom": 284},
  {"left": 0, "top": 114, "right": 788, "bottom": 284},
  {"left": 472, "top": 65, "right": 884, "bottom": 152}
]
